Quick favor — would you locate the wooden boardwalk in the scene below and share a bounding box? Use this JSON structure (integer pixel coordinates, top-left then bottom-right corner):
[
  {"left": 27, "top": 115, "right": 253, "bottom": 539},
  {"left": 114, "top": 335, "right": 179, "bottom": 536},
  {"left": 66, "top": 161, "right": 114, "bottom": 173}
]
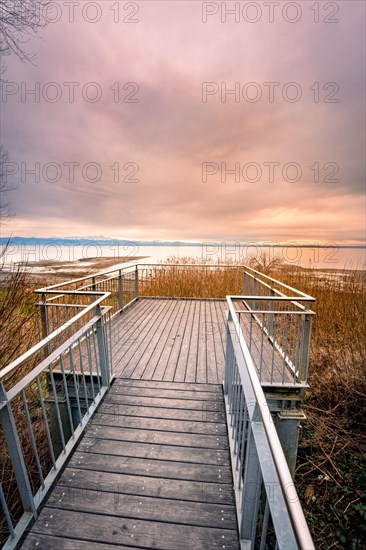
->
[
  {"left": 21, "top": 297, "right": 294, "bottom": 549},
  {"left": 22, "top": 379, "right": 239, "bottom": 549},
  {"left": 111, "top": 298, "right": 228, "bottom": 384},
  {"left": 111, "top": 298, "right": 293, "bottom": 385}
]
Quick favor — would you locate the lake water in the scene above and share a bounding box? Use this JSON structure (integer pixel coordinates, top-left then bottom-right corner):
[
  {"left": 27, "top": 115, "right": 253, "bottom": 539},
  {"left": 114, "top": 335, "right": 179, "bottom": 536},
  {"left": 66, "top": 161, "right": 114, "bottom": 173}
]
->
[{"left": 1, "top": 243, "right": 365, "bottom": 270}]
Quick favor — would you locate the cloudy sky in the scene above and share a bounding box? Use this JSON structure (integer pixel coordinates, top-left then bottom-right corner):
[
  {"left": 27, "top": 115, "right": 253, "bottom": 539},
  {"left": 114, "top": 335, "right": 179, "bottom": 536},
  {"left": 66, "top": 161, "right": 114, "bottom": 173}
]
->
[{"left": 1, "top": 0, "right": 365, "bottom": 243}]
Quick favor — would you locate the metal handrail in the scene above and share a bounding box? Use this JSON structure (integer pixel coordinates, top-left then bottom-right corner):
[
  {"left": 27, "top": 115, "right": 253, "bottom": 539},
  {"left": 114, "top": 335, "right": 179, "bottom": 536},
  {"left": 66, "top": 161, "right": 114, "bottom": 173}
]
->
[
  {"left": 0, "top": 260, "right": 315, "bottom": 549},
  {"left": 1, "top": 262, "right": 313, "bottom": 382},
  {"left": 225, "top": 296, "right": 315, "bottom": 549},
  {"left": 0, "top": 290, "right": 110, "bottom": 381},
  {"left": 1, "top": 303, "right": 113, "bottom": 549},
  {"left": 34, "top": 260, "right": 314, "bottom": 300}
]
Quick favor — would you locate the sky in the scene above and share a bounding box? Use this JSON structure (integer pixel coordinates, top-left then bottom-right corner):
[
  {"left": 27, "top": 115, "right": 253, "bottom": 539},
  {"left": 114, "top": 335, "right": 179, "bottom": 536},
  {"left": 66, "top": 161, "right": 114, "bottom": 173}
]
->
[{"left": 1, "top": 0, "right": 365, "bottom": 244}]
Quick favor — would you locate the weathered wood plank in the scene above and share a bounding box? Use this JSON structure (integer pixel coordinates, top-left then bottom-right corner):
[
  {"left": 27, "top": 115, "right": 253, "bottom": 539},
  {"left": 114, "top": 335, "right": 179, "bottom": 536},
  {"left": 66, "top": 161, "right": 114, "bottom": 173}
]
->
[
  {"left": 92, "top": 412, "right": 227, "bottom": 434},
  {"left": 174, "top": 299, "right": 195, "bottom": 382},
  {"left": 56, "top": 467, "right": 235, "bottom": 505},
  {"left": 113, "top": 378, "right": 222, "bottom": 392},
  {"left": 182, "top": 299, "right": 200, "bottom": 383},
  {"left": 163, "top": 299, "right": 192, "bottom": 381},
  {"left": 122, "top": 299, "right": 177, "bottom": 379},
  {"left": 31, "top": 508, "right": 239, "bottom": 549},
  {"left": 113, "top": 298, "right": 154, "bottom": 349},
  {"left": 206, "top": 300, "right": 219, "bottom": 384},
  {"left": 211, "top": 300, "right": 226, "bottom": 382},
  {"left": 138, "top": 299, "right": 182, "bottom": 380},
  {"left": 84, "top": 424, "right": 228, "bottom": 450},
  {"left": 98, "top": 403, "right": 225, "bottom": 423},
  {"left": 118, "top": 299, "right": 171, "bottom": 378},
  {"left": 69, "top": 451, "right": 232, "bottom": 483},
  {"left": 46, "top": 486, "right": 237, "bottom": 529},
  {"left": 108, "top": 385, "right": 223, "bottom": 402},
  {"left": 152, "top": 301, "right": 187, "bottom": 380},
  {"left": 141, "top": 300, "right": 181, "bottom": 380},
  {"left": 196, "top": 300, "right": 208, "bottom": 384},
  {"left": 78, "top": 438, "right": 230, "bottom": 466},
  {"left": 103, "top": 393, "right": 223, "bottom": 412},
  {"left": 22, "top": 534, "right": 131, "bottom": 550},
  {"left": 112, "top": 298, "right": 156, "bottom": 375}
]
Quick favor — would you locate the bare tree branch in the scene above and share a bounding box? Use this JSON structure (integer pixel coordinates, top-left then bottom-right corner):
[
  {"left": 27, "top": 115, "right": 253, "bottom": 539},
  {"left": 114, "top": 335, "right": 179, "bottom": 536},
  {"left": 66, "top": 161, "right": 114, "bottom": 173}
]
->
[
  {"left": 0, "top": 0, "right": 51, "bottom": 61},
  {"left": 0, "top": 145, "right": 16, "bottom": 222}
]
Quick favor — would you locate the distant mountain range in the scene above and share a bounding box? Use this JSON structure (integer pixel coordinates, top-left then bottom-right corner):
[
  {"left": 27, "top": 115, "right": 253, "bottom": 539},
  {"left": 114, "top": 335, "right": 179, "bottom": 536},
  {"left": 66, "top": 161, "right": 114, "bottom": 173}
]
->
[
  {"left": 0, "top": 236, "right": 201, "bottom": 246},
  {"left": 0, "top": 237, "right": 365, "bottom": 248}
]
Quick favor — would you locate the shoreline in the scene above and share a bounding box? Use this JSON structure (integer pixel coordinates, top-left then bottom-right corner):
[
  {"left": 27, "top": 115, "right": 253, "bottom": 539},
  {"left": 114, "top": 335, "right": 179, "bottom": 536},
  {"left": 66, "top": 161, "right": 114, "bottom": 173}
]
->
[{"left": 0, "top": 256, "right": 148, "bottom": 284}]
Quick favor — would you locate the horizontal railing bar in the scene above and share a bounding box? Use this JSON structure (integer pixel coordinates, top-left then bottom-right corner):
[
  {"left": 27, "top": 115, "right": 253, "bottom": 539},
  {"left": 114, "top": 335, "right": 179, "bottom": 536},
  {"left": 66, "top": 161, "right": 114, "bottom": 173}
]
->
[
  {"left": 35, "top": 260, "right": 140, "bottom": 291},
  {"left": 229, "top": 295, "right": 314, "bottom": 310},
  {"left": 235, "top": 309, "right": 315, "bottom": 315},
  {"left": 0, "top": 292, "right": 110, "bottom": 380},
  {"left": 6, "top": 315, "right": 102, "bottom": 401},
  {"left": 243, "top": 272, "right": 312, "bottom": 312},
  {"left": 34, "top": 289, "right": 111, "bottom": 296},
  {"left": 230, "top": 294, "right": 314, "bottom": 301},
  {"left": 261, "top": 382, "right": 309, "bottom": 388},
  {"left": 36, "top": 302, "right": 88, "bottom": 309},
  {"left": 140, "top": 295, "right": 226, "bottom": 301},
  {"left": 78, "top": 275, "right": 119, "bottom": 290},
  {"left": 243, "top": 265, "right": 314, "bottom": 300}
]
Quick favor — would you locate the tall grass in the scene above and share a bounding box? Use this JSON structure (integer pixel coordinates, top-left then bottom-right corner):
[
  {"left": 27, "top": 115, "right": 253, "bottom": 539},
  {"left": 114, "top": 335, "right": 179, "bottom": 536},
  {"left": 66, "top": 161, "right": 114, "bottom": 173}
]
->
[
  {"left": 142, "top": 257, "right": 366, "bottom": 548},
  {"left": 275, "top": 268, "right": 366, "bottom": 549},
  {"left": 1, "top": 258, "right": 365, "bottom": 548}
]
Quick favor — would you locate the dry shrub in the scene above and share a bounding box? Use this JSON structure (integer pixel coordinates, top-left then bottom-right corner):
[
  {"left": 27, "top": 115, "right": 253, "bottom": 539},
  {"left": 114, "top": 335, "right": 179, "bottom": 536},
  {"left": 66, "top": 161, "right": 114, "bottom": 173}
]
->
[
  {"left": 0, "top": 267, "right": 39, "bottom": 369},
  {"left": 275, "top": 267, "right": 366, "bottom": 425},
  {"left": 0, "top": 268, "right": 50, "bottom": 545},
  {"left": 272, "top": 267, "right": 366, "bottom": 549},
  {"left": 140, "top": 256, "right": 244, "bottom": 298}
]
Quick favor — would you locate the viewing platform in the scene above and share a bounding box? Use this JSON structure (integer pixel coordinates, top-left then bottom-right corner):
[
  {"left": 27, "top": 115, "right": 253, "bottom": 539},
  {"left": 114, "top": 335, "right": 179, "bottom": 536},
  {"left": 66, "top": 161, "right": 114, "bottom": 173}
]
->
[{"left": 0, "top": 263, "right": 315, "bottom": 550}]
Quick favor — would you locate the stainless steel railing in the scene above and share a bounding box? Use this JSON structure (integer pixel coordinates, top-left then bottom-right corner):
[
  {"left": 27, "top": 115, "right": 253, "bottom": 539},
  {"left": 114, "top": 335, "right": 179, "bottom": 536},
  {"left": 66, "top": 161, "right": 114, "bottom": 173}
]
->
[
  {"left": 0, "top": 290, "right": 113, "bottom": 549},
  {"left": 0, "top": 260, "right": 315, "bottom": 548},
  {"left": 224, "top": 296, "right": 315, "bottom": 549}
]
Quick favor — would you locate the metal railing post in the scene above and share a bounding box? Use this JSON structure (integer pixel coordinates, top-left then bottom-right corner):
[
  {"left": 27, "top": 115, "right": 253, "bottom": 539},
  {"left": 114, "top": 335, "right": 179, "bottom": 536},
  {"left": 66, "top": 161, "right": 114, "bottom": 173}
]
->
[
  {"left": 224, "top": 310, "right": 233, "bottom": 394},
  {"left": 95, "top": 305, "right": 110, "bottom": 388},
  {"left": 0, "top": 383, "right": 36, "bottom": 517},
  {"left": 299, "top": 302, "right": 313, "bottom": 383},
  {"left": 240, "top": 423, "right": 261, "bottom": 547},
  {"left": 40, "top": 293, "right": 51, "bottom": 356},
  {"left": 135, "top": 265, "right": 139, "bottom": 299},
  {"left": 252, "top": 274, "right": 257, "bottom": 310},
  {"left": 118, "top": 269, "right": 123, "bottom": 311},
  {"left": 243, "top": 269, "right": 247, "bottom": 295},
  {"left": 267, "top": 281, "right": 275, "bottom": 338}
]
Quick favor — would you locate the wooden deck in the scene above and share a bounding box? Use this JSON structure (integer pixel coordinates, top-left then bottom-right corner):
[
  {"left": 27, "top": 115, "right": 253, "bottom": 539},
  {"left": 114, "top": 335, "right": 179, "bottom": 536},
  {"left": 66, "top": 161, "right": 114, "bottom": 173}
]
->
[
  {"left": 111, "top": 298, "right": 293, "bottom": 385},
  {"left": 111, "top": 298, "right": 227, "bottom": 384},
  {"left": 21, "top": 297, "right": 294, "bottom": 548},
  {"left": 22, "top": 379, "right": 239, "bottom": 549}
]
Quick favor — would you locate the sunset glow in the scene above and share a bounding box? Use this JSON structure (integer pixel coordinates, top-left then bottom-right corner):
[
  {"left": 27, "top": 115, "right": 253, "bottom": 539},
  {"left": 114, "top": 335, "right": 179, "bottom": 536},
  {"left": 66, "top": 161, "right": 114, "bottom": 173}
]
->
[{"left": 1, "top": 1, "right": 365, "bottom": 245}]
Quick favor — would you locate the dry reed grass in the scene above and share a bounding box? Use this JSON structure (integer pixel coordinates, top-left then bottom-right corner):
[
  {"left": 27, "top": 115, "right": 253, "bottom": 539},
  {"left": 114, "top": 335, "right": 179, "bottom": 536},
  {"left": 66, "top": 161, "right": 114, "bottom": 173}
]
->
[{"left": 1, "top": 258, "right": 365, "bottom": 547}]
